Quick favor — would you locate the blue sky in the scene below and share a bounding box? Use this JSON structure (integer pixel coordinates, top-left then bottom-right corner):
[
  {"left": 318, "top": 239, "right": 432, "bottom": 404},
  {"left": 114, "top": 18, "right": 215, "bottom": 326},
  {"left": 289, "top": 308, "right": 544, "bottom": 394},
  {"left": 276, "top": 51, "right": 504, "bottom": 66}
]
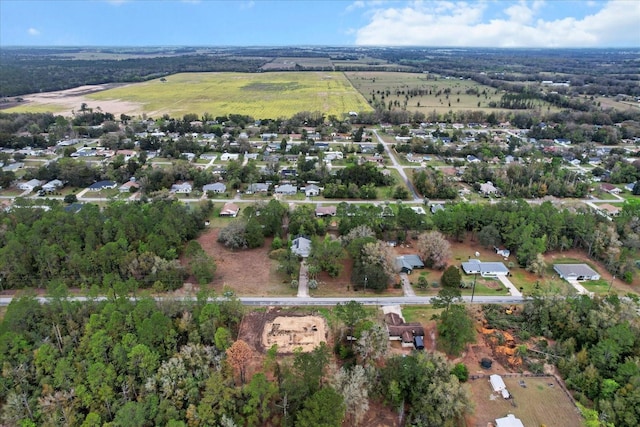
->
[{"left": 1, "top": 0, "right": 639, "bottom": 48}]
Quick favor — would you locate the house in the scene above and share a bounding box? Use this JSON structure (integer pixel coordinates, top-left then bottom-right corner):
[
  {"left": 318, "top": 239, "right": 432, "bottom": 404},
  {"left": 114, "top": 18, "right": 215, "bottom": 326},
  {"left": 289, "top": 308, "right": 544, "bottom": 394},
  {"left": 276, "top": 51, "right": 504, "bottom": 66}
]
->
[
  {"left": 291, "top": 236, "right": 312, "bottom": 258},
  {"left": 42, "top": 179, "right": 63, "bottom": 193},
  {"left": 220, "top": 153, "right": 240, "bottom": 161},
  {"left": 246, "top": 183, "right": 269, "bottom": 194},
  {"left": 171, "top": 182, "right": 193, "bottom": 194},
  {"left": 430, "top": 204, "right": 444, "bottom": 214},
  {"left": 599, "top": 203, "right": 621, "bottom": 216},
  {"left": 461, "top": 259, "right": 509, "bottom": 277},
  {"left": 275, "top": 184, "right": 297, "bottom": 195},
  {"left": 87, "top": 180, "right": 117, "bottom": 192},
  {"left": 305, "top": 184, "right": 321, "bottom": 197},
  {"left": 466, "top": 154, "right": 481, "bottom": 163},
  {"left": 118, "top": 180, "right": 140, "bottom": 193},
  {"left": 315, "top": 206, "right": 337, "bottom": 217},
  {"left": 553, "top": 264, "right": 600, "bottom": 281},
  {"left": 600, "top": 183, "right": 621, "bottom": 194},
  {"left": 219, "top": 202, "right": 240, "bottom": 217},
  {"left": 203, "top": 183, "right": 227, "bottom": 194},
  {"left": 385, "top": 312, "right": 425, "bottom": 348},
  {"left": 480, "top": 182, "right": 498, "bottom": 196},
  {"left": 410, "top": 206, "right": 426, "bottom": 215},
  {"left": 395, "top": 255, "right": 425, "bottom": 274},
  {"left": 495, "top": 414, "right": 524, "bottom": 427},
  {"left": 489, "top": 374, "right": 510, "bottom": 399},
  {"left": 18, "top": 179, "right": 43, "bottom": 192}
]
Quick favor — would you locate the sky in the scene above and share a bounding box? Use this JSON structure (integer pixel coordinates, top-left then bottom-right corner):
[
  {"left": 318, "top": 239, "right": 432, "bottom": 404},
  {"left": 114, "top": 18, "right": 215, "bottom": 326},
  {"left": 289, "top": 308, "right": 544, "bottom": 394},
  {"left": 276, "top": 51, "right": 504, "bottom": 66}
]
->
[{"left": 1, "top": 0, "right": 639, "bottom": 48}]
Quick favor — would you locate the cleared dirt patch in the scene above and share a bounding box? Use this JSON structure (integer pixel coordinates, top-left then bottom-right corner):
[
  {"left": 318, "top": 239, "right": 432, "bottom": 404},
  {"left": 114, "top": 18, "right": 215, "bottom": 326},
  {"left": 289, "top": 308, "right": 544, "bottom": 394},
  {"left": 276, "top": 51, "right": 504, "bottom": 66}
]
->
[
  {"left": 262, "top": 315, "right": 327, "bottom": 353},
  {"left": 238, "top": 310, "right": 329, "bottom": 354}
]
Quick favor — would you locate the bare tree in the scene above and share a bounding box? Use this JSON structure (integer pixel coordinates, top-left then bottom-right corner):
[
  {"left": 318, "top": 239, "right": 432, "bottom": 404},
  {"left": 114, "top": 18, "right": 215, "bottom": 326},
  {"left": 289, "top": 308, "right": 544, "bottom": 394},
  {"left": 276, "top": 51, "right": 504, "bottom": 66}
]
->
[
  {"left": 331, "top": 365, "right": 370, "bottom": 425},
  {"left": 226, "top": 340, "right": 252, "bottom": 385},
  {"left": 417, "top": 231, "right": 451, "bottom": 269},
  {"left": 360, "top": 241, "right": 396, "bottom": 278}
]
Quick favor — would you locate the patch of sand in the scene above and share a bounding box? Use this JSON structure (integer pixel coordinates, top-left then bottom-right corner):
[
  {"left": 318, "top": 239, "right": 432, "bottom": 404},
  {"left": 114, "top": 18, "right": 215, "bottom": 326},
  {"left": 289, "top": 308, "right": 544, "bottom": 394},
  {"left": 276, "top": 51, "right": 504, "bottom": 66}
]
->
[{"left": 262, "top": 315, "right": 327, "bottom": 353}]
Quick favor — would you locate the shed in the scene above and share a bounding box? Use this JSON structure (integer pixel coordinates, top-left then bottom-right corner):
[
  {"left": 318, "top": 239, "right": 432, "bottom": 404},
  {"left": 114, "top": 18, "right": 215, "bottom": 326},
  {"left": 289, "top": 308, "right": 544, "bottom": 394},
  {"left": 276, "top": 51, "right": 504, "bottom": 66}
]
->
[
  {"left": 495, "top": 414, "right": 524, "bottom": 427},
  {"left": 490, "top": 374, "right": 510, "bottom": 399}
]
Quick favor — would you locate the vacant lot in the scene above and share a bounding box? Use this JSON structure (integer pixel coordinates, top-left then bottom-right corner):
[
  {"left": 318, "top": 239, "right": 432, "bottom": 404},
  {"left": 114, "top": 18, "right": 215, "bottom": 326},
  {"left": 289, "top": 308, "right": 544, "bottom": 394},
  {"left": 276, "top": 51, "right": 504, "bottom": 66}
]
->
[{"left": 466, "top": 376, "right": 583, "bottom": 427}]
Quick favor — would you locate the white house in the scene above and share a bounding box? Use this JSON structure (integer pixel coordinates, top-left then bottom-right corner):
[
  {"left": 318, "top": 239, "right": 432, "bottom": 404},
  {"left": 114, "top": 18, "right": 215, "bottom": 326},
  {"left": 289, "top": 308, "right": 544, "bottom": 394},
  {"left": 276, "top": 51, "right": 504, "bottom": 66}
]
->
[
  {"left": 553, "top": 264, "right": 600, "bottom": 281},
  {"left": 171, "top": 182, "right": 193, "bottom": 194},
  {"left": 18, "top": 179, "right": 43, "bottom": 192},
  {"left": 304, "top": 184, "right": 321, "bottom": 197},
  {"left": 203, "top": 183, "right": 227, "bottom": 194},
  {"left": 291, "top": 236, "right": 312, "bottom": 258},
  {"left": 461, "top": 259, "right": 509, "bottom": 277},
  {"left": 42, "top": 179, "right": 63, "bottom": 193},
  {"left": 220, "top": 153, "right": 240, "bottom": 161}
]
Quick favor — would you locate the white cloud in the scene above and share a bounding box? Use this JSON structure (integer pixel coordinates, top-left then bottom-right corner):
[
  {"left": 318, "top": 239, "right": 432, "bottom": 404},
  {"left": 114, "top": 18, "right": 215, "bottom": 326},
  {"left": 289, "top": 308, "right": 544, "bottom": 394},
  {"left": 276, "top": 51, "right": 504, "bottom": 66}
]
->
[
  {"left": 239, "top": 1, "right": 255, "bottom": 10},
  {"left": 355, "top": 0, "right": 640, "bottom": 47},
  {"left": 27, "top": 28, "right": 40, "bottom": 36}
]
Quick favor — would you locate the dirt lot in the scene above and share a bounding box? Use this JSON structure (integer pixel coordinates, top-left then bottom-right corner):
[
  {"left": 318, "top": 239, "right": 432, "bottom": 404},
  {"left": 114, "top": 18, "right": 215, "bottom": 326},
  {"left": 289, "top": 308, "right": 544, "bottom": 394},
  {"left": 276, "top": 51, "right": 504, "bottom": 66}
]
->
[{"left": 195, "top": 228, "right": 291, "bottom": 296}]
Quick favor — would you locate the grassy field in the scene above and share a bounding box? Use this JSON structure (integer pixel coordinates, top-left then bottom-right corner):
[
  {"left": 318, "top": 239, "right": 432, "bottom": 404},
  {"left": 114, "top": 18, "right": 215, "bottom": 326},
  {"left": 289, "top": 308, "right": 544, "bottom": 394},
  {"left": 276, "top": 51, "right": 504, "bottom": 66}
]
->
[
  {"left": 468, "top": 376, "right": 583, "bottom": 427},
  {"left": 87, "top": 72, "right": 373, "bottom": 118},
  {"left": 345, "top": 71, "right": 553, "bottom": 116}
]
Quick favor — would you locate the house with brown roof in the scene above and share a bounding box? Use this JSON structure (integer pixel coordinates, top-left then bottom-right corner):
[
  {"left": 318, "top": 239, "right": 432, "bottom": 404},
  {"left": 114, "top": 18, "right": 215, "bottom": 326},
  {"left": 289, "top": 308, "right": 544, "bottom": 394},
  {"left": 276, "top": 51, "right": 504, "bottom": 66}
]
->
[
  {"left": 384, "top": 312, "right": 425, "bottom": 348},
  {"left": 219, "top": 202, "right": 240, "bottom": 217},
  {"left": 315, "top": 206, "right": 337, "bottom": 217}
]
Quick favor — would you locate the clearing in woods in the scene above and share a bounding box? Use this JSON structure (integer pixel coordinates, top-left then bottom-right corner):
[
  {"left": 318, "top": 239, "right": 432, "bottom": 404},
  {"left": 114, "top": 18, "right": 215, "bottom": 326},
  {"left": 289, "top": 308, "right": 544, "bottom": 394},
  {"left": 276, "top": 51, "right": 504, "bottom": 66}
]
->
[{"left": 466, "top": 376, "right": 583, "bottom": 427}]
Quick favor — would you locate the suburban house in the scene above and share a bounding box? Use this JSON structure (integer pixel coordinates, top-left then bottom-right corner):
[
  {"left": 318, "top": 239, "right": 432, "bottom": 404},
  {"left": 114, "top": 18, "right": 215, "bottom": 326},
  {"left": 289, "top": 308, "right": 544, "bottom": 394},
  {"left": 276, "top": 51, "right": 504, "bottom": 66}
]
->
[
  {"left": 489, "top": 374, "right": 510, "bottom": 399},
  {"left": 18, "top": 179, "right": 43, "bottom": 192},
  {"left": 315, "top": 206, "right": 337, "bottom": 217},
  {"left": 220, "top": 153, "right": 240, "bottom": 161},
  {"left": 304, "top": 184, "right": 321, "bottom": 197},
  {"left": 87, "top": 180, "right": 117, "bottom": 192},
  {"left": 384, "top": 312, "right": 425, "bottom": 349},
  {"left": 553, "top": 264, "right": 600, "bottom": 281},
  {"left": 495, "top": 414, "right": 524, "bottom": 427},
  {"left": 171, "top": 182, "right": 193, "bottom": 194},
  {"left": 275, "top": 184, "right": 297, "bottom": 195},
  {"left": 429, "top": 204, "right": 444, "bottom": 214},
  {"left": 395, "top": 255, "right": 425, "bottom": 274},
  {"left": 599, "top": 203, "right": 621, "bottom": 217},
  {"left": 246, "top": 183, "right": 269, "bottom": 194},
  {"left": 600, "top": 183, "right": 621, "bottom": 194},
  {"left": 202, "top": 183, "right": 227, "bottom": 194},
  {"left": 118, "top": 180, "right": 140, "bottom": 193},
  {"left": 410, "top": 206, "right": 427, "bottom": 215},
  {"left": 291, "top": 236, "right": 312, "bottom": 258},
  {"left": 219, "top": 202, "right": 240, "bottom": 217},
  {"left": 480, "top": 182, "right": 498, "bottom": 196},
  {"left": 42, "top": 179, "right": 64, "bottom": 193},
  {"left": 461, "top": 259, "right": 509, "bottom": 277}
]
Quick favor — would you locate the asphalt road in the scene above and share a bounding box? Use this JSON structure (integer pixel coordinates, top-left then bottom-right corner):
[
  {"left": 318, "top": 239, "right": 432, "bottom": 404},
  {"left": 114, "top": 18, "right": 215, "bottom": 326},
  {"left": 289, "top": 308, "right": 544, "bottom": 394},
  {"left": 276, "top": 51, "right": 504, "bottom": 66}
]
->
[{"left": 0, "top": 295, "right": 526, "bottom": 307}]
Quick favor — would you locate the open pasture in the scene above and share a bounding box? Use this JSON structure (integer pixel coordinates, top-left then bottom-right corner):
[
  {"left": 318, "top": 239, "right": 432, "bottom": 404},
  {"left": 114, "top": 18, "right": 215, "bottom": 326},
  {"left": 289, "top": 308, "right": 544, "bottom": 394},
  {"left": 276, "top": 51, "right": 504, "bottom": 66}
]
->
[
  {"left": 346, "top": 71, "right": 551, "bottom": 115},
  {"left": 86, "top": 72, "right": 372, "bottom": 118}
]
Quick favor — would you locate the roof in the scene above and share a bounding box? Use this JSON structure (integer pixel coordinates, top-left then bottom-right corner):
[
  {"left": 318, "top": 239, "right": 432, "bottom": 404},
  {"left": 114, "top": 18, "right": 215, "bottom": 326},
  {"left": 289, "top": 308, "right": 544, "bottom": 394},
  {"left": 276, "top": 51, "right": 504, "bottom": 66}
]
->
[
  {"left": 384, "top": 312, "right": 404, "bottom": 326},
  {"left": 203, "top": 183, "right": 226, "bottom": 192},
  {"left": 395, "top": 255, "right": 425, "bottom": 272},
  {"left": 275, "top": 184, "right": 297, "bottom": 193},
  {"left": 461, "top": 259, "right": 509, "bottom": 275},
  {"left": 315, "top": 206, "right": 337, "bottom": 216},
  {"left": 495, "top": 414, "right": 524, "bottom": 427},
  {"left": 219, "top": 202, "right": 239, "bottom": 216},
  {"left": 553, "top": 264, "right": 599, "bottom": 277},
  {"left": 88, "top": 180, "right": 116, "bottom": 190},
  {"left": 490, "top": 374, "right": 507, "bottom": 392},
  {"left": 291, "top": 236, "right": 312, "bottom": 258}
]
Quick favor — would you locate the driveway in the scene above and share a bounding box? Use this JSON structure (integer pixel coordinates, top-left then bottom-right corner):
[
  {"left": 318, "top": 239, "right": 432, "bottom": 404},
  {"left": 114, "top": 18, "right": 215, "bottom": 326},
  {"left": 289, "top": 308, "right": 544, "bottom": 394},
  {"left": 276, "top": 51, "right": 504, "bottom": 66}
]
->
[
  {"left": 566, "top": 279, "right": 594, "bottom": 296},
  {"left": 496, "top": 275, "right": 523, "bottom": 297},
  {"left": 399, "top": 273, "right": 416, "bottom": 297},
  {"left": 297, "top": 260, "right": 309, "bottom": 298}
]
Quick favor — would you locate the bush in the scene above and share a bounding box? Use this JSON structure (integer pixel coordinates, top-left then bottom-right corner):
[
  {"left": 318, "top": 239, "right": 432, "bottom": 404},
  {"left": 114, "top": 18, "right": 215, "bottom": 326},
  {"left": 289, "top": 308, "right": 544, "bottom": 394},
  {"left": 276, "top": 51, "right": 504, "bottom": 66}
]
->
[{"left": 451, "top": 363, "right": 469, "bottom": 382}]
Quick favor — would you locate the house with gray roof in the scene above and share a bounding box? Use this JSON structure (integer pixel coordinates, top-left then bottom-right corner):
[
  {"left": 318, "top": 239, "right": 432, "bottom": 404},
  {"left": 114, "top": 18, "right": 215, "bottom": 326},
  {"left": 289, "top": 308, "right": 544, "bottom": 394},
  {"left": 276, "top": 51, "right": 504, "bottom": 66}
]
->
[
  {"left": 461, "top": 259, "right": 509, "bottom": 277},
  {"left": 275, "top": 184, "right": 297, "bottom": 195},
  {"left": 291, "top": 236, "right": 312, "bottom": 258},
  {"left": 553, "top": 264, "right": 600, "bottom": 281},
  {"left": 87, "top": 180, "right": 117, "bottom": 192},
  {"left": 246, "top": 183, "right": 269, "bottom": 194},
  {"left": 395, "top": 255, "right": 425, "bottom": 274},
  {"left": 203, "top": 183, "right": 227, "bottom": 194}
]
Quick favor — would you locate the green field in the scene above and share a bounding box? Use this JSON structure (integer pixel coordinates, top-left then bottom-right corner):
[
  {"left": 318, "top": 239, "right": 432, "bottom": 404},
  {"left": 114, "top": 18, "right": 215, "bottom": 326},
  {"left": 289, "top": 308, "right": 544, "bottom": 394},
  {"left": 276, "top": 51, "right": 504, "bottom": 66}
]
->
[
  {"left": 86, "top": 72, "right": 373, "bottom": 118},
  {"left": 345, "top": 71, "right": 553, "bottom": 116}
]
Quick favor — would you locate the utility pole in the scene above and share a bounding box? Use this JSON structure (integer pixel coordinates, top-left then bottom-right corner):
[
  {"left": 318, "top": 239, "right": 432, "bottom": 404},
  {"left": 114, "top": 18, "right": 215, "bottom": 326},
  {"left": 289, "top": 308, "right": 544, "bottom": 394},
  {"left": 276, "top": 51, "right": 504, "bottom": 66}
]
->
[{"left": 471, "top": 273, "right": 477, "bottom": 303}]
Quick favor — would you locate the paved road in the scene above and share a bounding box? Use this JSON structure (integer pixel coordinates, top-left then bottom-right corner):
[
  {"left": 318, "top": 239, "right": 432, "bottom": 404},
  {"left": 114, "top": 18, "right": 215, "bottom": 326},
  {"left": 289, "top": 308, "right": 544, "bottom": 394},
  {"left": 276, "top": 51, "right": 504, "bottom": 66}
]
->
[
  {"left": 0, "top": 295, "right": 526, "bottom": 307},
  {"left": 372, "top": 129, "right": 421, "bottom": 201}
]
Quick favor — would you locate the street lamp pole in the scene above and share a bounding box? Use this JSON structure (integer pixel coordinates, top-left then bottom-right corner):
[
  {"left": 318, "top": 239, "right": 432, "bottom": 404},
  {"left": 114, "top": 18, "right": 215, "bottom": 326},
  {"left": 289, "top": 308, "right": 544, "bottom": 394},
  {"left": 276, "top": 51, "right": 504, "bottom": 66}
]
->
[
  {"left": 364, "top": 276, "right": 367, "bottom": 294},
  {"left": 608, "top": 276, "right": 615, "bottom": 293},
  {"left": 471, "top": 273, "right": 477, "bottom": 303}
]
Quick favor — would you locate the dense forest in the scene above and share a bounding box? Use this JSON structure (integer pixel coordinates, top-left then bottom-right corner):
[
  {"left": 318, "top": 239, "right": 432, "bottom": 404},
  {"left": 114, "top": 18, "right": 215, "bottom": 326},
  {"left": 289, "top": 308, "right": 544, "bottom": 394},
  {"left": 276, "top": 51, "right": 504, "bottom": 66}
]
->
[{"left": 0, "top": 296, "right": 471, "bottom": 426}]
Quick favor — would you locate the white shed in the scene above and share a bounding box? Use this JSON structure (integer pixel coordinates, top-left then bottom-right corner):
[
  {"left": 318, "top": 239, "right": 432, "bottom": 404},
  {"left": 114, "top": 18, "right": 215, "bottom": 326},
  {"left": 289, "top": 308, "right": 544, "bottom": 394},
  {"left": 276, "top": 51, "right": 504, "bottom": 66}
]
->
[{"left": 490, "top": 374, "right": 510, "bottom": 399}]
